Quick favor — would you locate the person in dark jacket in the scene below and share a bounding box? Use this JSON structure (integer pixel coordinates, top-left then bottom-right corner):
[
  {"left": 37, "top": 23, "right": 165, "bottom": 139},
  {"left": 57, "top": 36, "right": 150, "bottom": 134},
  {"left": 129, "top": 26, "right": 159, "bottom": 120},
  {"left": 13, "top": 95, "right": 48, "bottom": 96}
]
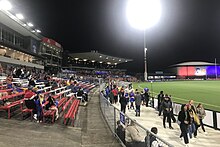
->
[
  {"left": 119, "top": 89, "right": 127, "bottom": 113},
  {"left": 178, "top": 104, "right": 190, "bottom": 146},
  {"left": 157, "top": 91, "right": 164, "bottom": 116},
  {"left": 46, "top": 95, "right": 59, "bottom": 120},
  {"left": 162, "top": 95, "right": 173, "bottom": 129},
  {"left": 135, "top": 90, "right": 142, "bottom": 117},
  {"left": 28, "top": 77, "right": 35, "bottom": 88},
  {"left": 143, "top": 88, "right": 150, "bottom": 107},
  {"left": 116, "top": 120, "right": 125, "bottom": 144}
]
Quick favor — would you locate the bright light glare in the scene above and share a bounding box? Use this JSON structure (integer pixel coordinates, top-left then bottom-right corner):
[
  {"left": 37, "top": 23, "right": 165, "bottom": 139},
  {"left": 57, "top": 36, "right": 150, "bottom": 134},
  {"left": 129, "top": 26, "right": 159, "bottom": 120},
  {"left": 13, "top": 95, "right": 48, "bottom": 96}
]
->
[
  {"left": 0, "top": 0, "right": 12, "bottom": 10},
  {"left": 27, "top": 22, "right": 34, "bottom": 27},
  {"left": 16, "top": 13, "right": 24, "bottom": 20},
  {"left": 36, "top": 29, "right": 41, "bottom": 33},
  {"left": 126, "top": 0, "right": 161, "bottom": 30}
]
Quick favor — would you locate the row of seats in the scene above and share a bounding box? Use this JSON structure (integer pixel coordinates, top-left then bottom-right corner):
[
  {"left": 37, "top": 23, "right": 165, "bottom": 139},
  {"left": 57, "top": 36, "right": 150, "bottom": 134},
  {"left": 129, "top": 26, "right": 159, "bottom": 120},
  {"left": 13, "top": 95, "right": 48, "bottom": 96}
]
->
[{"left": 0, "top": 81, "right": 96, "bottom": 126}]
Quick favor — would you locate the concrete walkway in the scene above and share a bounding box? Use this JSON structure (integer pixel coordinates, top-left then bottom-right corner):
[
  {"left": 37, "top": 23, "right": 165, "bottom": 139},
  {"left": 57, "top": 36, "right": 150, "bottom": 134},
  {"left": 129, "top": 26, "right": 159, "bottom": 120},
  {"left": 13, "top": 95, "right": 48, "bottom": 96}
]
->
[
  {"left": 114, "top": 103, "right": 220, "bottom": 147},
  {"left": 76, "top": 88, "right": 121, "bottom": 147}
]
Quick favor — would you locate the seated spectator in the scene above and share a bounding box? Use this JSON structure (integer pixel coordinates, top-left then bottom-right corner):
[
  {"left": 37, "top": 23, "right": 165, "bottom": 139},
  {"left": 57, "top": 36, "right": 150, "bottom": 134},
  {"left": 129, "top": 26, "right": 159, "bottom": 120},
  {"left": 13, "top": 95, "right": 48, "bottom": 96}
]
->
[
  {"left": 24, "top": 87, "right": 36, "bottom": 100},
  {"left": 148, "top": 127, "right": 162, "bottom": 147},
  {"left": 76, "top": 88, "right": 84, "bottom": 100},
  {"left": 125, "top": 120, "right": 145, "bottom": 147},
  {"left": 45, "top": 95, "right": 59, "bottom": 120},
  {"left": 116, "top": 120, "right": 125, "bottom": 144},
  {"left": 28, "top": 77, "right": 36, "bottom": 88},
  {"left": 34, "top": 94, "right": 43, "bottom": 122}
]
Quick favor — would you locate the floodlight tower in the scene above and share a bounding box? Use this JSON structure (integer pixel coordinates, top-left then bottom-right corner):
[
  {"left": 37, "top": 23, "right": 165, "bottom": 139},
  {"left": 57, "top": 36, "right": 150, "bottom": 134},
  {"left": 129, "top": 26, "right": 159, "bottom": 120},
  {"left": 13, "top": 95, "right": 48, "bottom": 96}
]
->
[{"left": 126, "top": 0, "right": 161, "bottom": 81}]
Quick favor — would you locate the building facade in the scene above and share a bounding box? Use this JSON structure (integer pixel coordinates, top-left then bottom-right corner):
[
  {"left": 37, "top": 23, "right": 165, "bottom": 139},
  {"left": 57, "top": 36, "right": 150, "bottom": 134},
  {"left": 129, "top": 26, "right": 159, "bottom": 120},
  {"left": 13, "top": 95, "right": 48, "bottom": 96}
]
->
[{"left": 39, "top": 37, "right": 63, "bottom": 74}]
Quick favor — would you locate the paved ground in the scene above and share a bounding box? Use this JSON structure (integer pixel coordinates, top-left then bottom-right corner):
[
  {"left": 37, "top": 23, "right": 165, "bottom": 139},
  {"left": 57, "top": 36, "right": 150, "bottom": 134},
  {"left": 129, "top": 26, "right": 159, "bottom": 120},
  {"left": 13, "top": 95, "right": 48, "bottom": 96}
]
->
[
  {"left": 0, "top": 88, "right": 121, "bottom": 147},
  {"left": 114, "top": 103, "right": 220, "bottom": 147}
]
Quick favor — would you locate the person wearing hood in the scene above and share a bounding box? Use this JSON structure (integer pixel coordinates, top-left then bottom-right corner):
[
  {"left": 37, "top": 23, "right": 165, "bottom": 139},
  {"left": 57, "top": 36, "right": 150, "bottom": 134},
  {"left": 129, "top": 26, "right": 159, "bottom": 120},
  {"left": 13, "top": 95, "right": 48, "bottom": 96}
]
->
[{"left": 162, "top": 94, "right": 173, "bottom": 129}]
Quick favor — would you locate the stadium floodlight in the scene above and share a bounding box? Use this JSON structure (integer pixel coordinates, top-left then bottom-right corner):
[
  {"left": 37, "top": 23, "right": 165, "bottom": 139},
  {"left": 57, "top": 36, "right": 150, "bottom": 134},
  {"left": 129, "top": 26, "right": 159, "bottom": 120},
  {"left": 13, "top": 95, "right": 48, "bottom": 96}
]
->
[
  {"left": 27, "top": 22, "right": 34, "bottom": 27},
  {"left": 126, "top": 0, "right": 161, "bottom": 81},
  {"left": 0, "top": 0, "right": 12, "bottom": 11},
  {"left": 126, "top": 0, "right": 161, "bottom": 30},
  {"left": 16, "top": 13, "right": 24, "bottom": 20},
  {"left": 36, "top": 29, "right": 41, "bottom": 33}
]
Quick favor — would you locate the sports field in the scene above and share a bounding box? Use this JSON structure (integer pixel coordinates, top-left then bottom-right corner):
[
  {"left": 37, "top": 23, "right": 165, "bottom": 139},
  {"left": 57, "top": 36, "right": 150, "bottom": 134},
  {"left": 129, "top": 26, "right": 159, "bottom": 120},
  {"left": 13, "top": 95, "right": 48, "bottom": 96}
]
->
[{"left": 133, "top": 80, "right": 220, "bottom": 111}]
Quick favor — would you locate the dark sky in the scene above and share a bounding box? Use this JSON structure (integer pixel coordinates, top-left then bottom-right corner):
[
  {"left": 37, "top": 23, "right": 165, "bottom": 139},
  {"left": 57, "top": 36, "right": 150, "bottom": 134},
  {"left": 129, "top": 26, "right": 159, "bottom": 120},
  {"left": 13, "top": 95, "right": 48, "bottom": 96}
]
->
[{"left": 11, "top": 0, "right": 220, "bottom": 73}]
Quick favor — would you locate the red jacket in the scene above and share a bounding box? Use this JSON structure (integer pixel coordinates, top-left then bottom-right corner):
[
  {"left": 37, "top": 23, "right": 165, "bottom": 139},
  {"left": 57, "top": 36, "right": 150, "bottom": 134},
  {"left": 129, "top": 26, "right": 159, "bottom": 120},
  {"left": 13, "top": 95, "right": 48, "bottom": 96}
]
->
[{"left": 24, "top": 90, "right": 35, "bottom": 99}]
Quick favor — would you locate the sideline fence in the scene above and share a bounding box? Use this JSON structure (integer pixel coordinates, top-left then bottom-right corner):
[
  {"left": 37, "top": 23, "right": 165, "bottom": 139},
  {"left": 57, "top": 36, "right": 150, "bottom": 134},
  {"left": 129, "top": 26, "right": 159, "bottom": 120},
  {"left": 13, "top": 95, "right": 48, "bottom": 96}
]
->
[{"left": 99, "top": 92, "right": 174, "bottom": 147}]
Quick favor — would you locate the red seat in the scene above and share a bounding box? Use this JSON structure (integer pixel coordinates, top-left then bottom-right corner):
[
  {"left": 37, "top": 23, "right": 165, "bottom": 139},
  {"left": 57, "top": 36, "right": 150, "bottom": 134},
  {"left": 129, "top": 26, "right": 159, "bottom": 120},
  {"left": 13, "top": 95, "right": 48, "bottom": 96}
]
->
[
  {"left": 20, "top": 100, "right": 33, "bottom": 121},
  {"left": 58, "top": 97, "right": 66, "bottom": 108},
  {"left": 0, "top": 99, "right": 23, "bottom": 119},
  {"left": 63, "top": 100, "right": 77, "bottom": 125},
  {"left": 42, "top": 101, "right": 56, "bottom": 123}
]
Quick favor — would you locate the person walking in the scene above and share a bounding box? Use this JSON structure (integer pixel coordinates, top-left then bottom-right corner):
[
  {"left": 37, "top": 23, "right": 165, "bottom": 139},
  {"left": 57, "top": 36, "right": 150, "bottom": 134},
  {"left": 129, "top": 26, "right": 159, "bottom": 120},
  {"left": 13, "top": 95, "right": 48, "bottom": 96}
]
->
[
  {"left": 162, "top": 95, "right": 173, "bottom": 129},
  {"left": 129, "top": 90, "right": 135, "bottom": 110},
  {"left": 135, "top": 90, "right": 142, "bottom": 117},
  {"left": 178, "top": 104, "right": 190, "bottom": 146},
  {"left": 157, "top": 91, "right": 164, "bottom": 116},
  {"left": 197, "top": 103, "right": 207, "bottom": 134},
  {"left": 119, "top": 89, "right": 127, "bottom": 113},
  {"left": 143, "top": 88, "right": 150, "bottom": 107},
  {"left": 112, "top": 85, "right": 118, "bottom": 104}
]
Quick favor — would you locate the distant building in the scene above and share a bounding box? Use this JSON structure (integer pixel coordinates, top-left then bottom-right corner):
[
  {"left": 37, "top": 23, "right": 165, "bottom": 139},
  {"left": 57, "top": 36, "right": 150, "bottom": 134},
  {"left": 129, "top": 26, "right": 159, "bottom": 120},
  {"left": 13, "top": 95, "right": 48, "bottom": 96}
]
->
[{"left": 171, "top": 61, "right": 219, "bottom": 79}]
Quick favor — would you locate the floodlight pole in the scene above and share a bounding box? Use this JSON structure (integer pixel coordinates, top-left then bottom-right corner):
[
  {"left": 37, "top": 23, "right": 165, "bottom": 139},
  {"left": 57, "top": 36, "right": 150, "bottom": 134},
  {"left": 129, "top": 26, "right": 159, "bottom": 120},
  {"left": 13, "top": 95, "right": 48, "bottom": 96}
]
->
[{"left": 144, "top": 30, "right": 148, "bottom": 81}]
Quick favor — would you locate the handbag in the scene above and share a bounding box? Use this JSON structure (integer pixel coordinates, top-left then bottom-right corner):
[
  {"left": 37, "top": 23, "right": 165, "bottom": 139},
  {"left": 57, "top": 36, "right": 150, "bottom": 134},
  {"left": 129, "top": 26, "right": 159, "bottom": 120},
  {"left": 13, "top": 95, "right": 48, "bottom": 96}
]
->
[{"left": 193, "top": 111, "right": 200, "bottom": 126}]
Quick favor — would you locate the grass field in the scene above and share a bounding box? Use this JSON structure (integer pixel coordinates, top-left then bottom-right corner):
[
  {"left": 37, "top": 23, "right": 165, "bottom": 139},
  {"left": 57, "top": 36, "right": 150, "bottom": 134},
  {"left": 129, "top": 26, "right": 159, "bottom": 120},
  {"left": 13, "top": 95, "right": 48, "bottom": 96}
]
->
[{"left": 133, "top": 81, "right": 220, "bottom": 111}]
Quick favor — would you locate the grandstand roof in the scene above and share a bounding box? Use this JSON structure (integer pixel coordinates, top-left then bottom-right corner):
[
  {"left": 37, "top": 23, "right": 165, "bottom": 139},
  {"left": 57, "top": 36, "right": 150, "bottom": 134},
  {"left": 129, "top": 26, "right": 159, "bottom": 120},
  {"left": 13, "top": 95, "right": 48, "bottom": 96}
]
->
[
  {"left": 0, "top": 11, "right": 42, "bottom": 40},
  {"left": 69, "top": 51, "right": 132, "bottom": 64},
  {"left": 171, "top": 61, "right": 218, "bottom": 67}
]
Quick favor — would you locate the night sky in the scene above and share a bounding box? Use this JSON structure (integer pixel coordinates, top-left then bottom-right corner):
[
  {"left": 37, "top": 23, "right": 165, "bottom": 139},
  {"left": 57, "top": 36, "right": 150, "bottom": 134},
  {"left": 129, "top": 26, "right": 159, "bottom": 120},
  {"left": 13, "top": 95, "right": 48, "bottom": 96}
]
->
[{"left": 10, "top": 0, "right": 220, "bottom": 73}]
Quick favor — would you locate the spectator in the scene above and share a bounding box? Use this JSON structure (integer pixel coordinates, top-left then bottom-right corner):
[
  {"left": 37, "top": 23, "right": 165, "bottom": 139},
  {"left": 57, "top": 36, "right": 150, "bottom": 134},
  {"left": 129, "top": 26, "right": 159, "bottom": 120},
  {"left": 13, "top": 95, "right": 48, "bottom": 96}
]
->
[
  {"left": 126, "top": 120, "right": 145, "bottom": 147},
  {"left": 135, "top": 90, "right": 142, "bottom": 117},
  {"left": 109, "top": 90, "right": 114, "bottom": 104},
  {"left": 116, "top": 120, "right": 125, "bottom": 144},
  {"left": 112, "top": 85, "right": 118, "bottom": 104},
  {"left": 143, "top": 88, "right": 150, "bottom": 107},
  {"left": 46, "top": 95, "right": 59, "bottom": 120},
  {"left": 76, "top": 88, "right": 84, "bottom": 100},
  {"left": 28, "top": 77, "right": 36, "bottom": 88},
  {"left": 197, "top": 103, "right": 207, "bottom": 134},
  {"left": 187, "top": 100, "right": 200, "bottom": 139},
  {"left": 119, "top": 88, "right": 127, "bottom": 113},
  {"left": 129, "top": 90, "right": 135, "bottom": 110},
  {"left": 178, "top": 104, "right": 190, "bottom": 146},
  {"left": 157, "top": 91, "right": 164, "bottom": 116},
  {"left": 162, "top": 95, "right": 173, "bottom": 129},
  {"left": 147, "top": 127, "right": 162, "bottom": 147},
  {"left": 33, "top": 94, "right": 43, "bottom": 123}
]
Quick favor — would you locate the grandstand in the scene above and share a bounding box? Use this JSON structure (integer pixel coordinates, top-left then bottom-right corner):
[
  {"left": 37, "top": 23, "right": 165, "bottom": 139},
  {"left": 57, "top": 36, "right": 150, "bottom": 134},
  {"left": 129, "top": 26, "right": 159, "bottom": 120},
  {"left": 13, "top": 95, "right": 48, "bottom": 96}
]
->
[
  {"left": 62, "top": 50, "right": 134, "bottom": 79},
  {"left": 0, "top": 9, "right": 63, "bottom": 75}
]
